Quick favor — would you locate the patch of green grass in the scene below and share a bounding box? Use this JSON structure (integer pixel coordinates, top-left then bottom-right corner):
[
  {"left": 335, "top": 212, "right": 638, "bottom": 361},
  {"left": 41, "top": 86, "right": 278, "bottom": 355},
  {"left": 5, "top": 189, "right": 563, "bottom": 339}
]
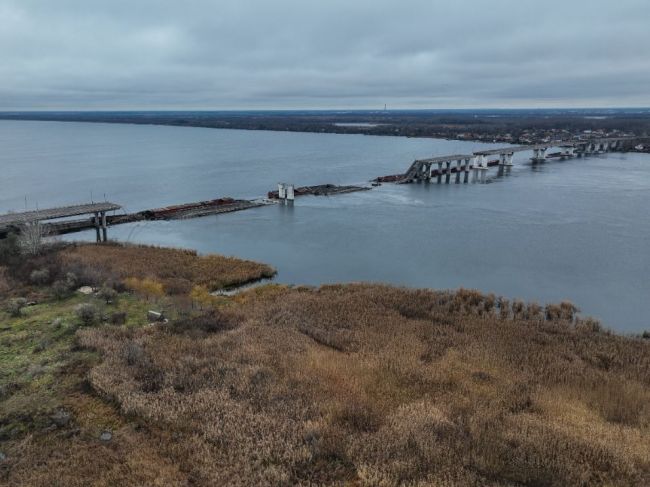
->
[{"left": 0, "top": 291, "right": 152, "bottom": 441}]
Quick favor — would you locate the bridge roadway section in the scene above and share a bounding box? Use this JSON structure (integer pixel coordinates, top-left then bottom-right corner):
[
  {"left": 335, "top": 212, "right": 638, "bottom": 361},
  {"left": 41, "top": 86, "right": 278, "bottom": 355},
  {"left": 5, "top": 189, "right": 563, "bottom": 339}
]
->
[
  {"left": 402, "top": 137, "right": 640, "bottom": 184},
  {"left": 0, "top": 202, "right": 121, "bottom": 242}
]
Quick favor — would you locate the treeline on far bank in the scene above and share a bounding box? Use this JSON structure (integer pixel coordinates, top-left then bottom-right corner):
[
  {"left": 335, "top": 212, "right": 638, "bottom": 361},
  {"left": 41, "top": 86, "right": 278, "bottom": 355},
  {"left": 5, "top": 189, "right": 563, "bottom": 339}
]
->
[{"left": 2, "top": 110, "right": 649, "bottom": 142}]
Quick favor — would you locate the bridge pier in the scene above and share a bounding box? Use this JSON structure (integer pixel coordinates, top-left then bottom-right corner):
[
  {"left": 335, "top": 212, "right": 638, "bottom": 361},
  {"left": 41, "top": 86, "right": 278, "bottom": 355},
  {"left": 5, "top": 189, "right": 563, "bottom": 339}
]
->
[
  {"left": 472, "top": 156, "right": 480, "bottom": 183},
  {"left": 498, "top": 152, "right": 514, "bottom": 175},
  {"left": 397, "top": 137, "right": 636, "bottom": 185},
  {"left": 421, "top": 163, "right": 430, "bottom": 182},
  {"left": 93, "top": 211, "right": 109, "bottom": 242},
  {"left": 94, "top": 213, "right": 100, "bottom": 242},
  {"left": 472, "top": 155, "right": 489, "bottom": 183},
  {"left": 531, "top": 148, "right": 547, "bottom": 164},
  {"left": 101, "top": 212, "right": 107, "bottom": 242}
]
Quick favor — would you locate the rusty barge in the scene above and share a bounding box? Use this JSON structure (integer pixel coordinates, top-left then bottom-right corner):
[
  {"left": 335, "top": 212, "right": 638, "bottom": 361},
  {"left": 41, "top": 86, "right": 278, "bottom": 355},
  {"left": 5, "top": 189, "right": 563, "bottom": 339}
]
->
[
  {"left": 33, "top": 198, "right": 269, "bottom": 238},
  {"left": 267, "top": 183, "right": 370, "bottom": 199}
]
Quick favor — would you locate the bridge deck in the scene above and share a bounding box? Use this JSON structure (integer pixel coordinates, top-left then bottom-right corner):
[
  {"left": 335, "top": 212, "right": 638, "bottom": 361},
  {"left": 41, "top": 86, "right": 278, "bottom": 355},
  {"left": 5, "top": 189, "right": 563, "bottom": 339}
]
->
[
  {"left": 474, "top": 137, "right": 636, "bottom": 156},
  {"left": 415, "top": 154, "right": 474, "bottom": 164},
  {"left": 397, "top": 136, "right": 642, "bottom": 182},
  {"left": 0, "top": 202, "right": 121, "bottom": 227},
  {"left": 474, "top": 145, "right": 542, "bottom": 156}
]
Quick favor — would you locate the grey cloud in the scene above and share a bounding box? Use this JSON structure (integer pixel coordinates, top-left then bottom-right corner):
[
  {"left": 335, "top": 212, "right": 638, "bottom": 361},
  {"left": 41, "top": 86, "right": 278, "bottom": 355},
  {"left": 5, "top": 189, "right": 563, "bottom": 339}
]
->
[{"left": 0, "top": 0, "right": 649, "bottom": 109}]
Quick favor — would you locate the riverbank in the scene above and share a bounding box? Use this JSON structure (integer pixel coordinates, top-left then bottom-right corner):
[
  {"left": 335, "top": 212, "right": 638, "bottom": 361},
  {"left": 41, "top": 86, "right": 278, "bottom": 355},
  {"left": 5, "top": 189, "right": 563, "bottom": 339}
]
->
[
  {"left": 1, "top": 241, "right": 649, "bottom": 485},
  {"left": 1, "top": 110, "right": 646, "bottom": 146}
]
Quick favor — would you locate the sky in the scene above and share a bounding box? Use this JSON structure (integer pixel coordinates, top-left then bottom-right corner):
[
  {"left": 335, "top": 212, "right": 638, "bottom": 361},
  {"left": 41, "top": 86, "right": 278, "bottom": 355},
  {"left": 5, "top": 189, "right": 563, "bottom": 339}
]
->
[{"left": 1, "top": 0, "right": 649, "bottom": 110}]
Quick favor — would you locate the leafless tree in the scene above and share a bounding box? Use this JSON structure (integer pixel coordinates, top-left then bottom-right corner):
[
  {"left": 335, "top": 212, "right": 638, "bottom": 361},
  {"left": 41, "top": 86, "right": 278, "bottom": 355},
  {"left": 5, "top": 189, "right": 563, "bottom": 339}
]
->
[{"left": 18, "top": 220, "right": 48, "bottom": 255}]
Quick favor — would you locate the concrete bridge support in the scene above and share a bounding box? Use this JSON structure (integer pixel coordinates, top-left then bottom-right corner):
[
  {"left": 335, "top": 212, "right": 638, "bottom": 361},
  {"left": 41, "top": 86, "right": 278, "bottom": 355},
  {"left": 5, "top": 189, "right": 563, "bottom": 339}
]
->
[
  {"left": 531, "top": 148, "right": 547, "bottom": 164},
  {"left": 416, "top": 164, "right": 428, "bottom": 182},
  {"left": 445, "top": 161, "right": 451, "bottom": 184},
  {"left": 277, "top": 183, "right": 295, "bottom": 203},
  {"left": 472, "top": 156, "right": 480, "bottom": 183},
  {"left": 498, "top": 152, "right": 514, "bottom": 176},
  {"left": 93, "top": 211, "right": 108, "bottom": 243},
  {"left": 472, "top": 155, "right": 489, "bottom": 183},
  {"left": 101, "top": 212, "right": 107, "bottom": 242}
]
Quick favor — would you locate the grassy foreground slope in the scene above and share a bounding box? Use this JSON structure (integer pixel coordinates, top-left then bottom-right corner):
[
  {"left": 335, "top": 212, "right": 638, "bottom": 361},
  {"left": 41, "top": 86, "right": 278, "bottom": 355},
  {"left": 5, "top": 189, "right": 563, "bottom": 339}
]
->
[{"left": 1, "top": 243, "right": 649, "bottom": 486}]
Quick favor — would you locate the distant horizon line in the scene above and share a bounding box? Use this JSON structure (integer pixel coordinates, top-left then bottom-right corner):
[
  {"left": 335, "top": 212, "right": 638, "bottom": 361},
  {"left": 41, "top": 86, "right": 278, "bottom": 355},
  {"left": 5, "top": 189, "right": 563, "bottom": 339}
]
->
[{"left": 1, "top": 107, "right": 650, "bottom": 113}]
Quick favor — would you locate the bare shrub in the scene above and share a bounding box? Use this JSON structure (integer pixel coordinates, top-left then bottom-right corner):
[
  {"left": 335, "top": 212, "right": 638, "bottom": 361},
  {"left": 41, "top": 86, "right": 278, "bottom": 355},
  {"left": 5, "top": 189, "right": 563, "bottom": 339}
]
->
[
  {"left": 576, "top": 317, "right": 602, "bottom": 333},
  {"left": 497, "top": 296, "right": 510, "bottom": 320},
  {"left": 51, "top": 280, "right": 71, "bottom": 300},
  {"left": 122, "top": 341, "right": 145, "bottom": 366},
  {"left": 60, "top": 259, "right": 115, "bottom": 288},
  {"left": 512, "top": 299, "right": 525, "bottom": 319},
  {"left": 29, "top": 268, "right": 50, "bottom": 286},
  {"left": 124, "top": 277, "right": 164, "bottom": 301},
  {"left": 559, "top": 301, "right": 579, "bottom": 322},
  {"left": 97, "top": 286, "right": 118, "bottom": 304},
  {"left": 163, "top": 277, "right": 193, "bottom": 295},
  {"left": 525, "top": 302, "right": 543, "bottom": 321},
  {"left": 6, "top": 297, "right": 27, "bottom": 317},
  {"left": 167, "top": 309, "right": 242, "bottom": 335},
  {"left": 0, "top": 266, "right": 12, "bottom": 296},
  {"left": 482, "top": 293, "right": 496, "bottom": 315},
  {"left": 110, "top": 311, "right": 127, "bottom": 325},
  {"left": 0, "top": 232, "right": 22, "bottom": 267},
  {"left": 18, "top": 221, "right": 48, "bottom": 256},
  {"left": 75, "top": 303, "right": 99, "bottom": 326}
]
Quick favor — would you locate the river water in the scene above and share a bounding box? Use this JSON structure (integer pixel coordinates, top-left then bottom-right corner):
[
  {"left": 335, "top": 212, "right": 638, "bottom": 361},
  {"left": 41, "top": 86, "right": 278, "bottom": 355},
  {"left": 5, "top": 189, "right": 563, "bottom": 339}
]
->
[{"left": 1, "top": 120, "right": 648, "bottom": 332}]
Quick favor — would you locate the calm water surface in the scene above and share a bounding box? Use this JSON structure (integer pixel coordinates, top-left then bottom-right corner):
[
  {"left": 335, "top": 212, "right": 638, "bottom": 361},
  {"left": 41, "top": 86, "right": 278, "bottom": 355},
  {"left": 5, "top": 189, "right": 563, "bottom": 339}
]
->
[{"left": 1, "top": 120, "right": 648, "bottom": 332}]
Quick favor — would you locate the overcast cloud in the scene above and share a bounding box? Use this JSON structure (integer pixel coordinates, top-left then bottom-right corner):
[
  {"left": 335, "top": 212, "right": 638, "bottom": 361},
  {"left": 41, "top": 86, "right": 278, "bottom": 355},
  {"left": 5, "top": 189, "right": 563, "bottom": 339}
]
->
[{"left": 1, "top": 0, "right": 649, "bottom": 109}]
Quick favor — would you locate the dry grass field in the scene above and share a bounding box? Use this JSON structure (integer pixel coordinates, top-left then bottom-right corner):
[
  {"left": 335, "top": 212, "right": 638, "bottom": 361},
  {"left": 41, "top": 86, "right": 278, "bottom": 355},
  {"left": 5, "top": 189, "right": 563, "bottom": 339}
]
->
[
  {"left": 7, "top": 284, "right": 650, "bottom": 486},
  {"left": 2, "top": 241, "right": 650, "bottom": 486}
]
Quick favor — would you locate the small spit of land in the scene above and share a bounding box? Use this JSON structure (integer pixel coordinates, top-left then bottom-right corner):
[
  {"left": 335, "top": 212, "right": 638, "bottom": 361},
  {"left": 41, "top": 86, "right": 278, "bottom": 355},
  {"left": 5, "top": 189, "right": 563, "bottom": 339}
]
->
[{"left": 1, "top": 240, "right": 649, "bottom": 486}]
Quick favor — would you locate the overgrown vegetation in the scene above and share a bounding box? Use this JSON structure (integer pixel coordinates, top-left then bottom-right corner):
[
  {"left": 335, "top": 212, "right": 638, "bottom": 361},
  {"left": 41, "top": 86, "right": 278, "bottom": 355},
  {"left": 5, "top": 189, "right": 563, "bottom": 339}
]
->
[
  {"left": 1, "top": 240, "right": 649, "bottom": 486},
  {"left": 60, "top": 242, "right": 276, "bottom": 292}
]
